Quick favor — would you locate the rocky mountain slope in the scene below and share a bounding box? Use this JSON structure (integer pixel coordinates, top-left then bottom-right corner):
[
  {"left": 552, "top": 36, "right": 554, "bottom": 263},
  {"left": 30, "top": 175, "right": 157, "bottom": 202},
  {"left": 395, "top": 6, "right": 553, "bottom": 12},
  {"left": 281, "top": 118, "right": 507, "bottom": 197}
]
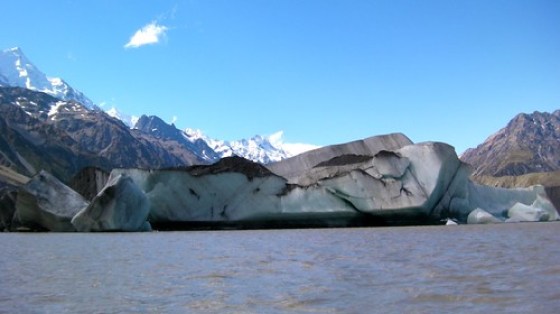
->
[
  {"left": 0, "top": 47, "right": 317, "bottom": 165},
  {"left": 461, "top": 110, "right": 560, "bottom": 177},
  {"left": 0, "top": 87, "right": 207, "bottom": 182},
  {"left": 0, "top": 85, "right": 317, "bottom": 184},
  {"left": 134, "top": 115, "right": 220, "bottom": 162}
]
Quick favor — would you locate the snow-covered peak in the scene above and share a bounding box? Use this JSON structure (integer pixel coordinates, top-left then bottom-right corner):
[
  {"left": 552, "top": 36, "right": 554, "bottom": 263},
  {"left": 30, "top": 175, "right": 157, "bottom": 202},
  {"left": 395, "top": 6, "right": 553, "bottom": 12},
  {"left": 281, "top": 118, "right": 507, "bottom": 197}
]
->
[
  {"left": 1, "top": 47, "right": 319, "bottom": 165},
  {"left": 0, "top": 47, "right": 95, "bottom": 108},
  {"left": 184, "top": 128, "right": 207, "bottom": 141},
  {"left": 183, "top": 128, "right": 320, "bottom": 164},
  {"left": 1, "top": 47, "right": 51, "bottom": 90},
  {"left": 105, "top": 106, "right": 139, "bottom": 128}
]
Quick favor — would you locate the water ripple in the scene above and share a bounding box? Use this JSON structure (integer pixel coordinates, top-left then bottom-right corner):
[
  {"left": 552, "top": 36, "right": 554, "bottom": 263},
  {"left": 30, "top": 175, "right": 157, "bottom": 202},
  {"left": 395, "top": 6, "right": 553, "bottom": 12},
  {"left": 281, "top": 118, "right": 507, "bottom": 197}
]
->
[{"left": 1, "top": 223, "right": 560, "bottom": 313}]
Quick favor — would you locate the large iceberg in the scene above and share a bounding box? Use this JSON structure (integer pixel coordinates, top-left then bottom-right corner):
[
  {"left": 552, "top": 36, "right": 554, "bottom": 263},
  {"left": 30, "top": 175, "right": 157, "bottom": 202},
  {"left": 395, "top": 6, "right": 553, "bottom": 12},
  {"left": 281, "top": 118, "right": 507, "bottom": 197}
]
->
[
  {"left": 101, "top": 135, "right": 461, "bottom": 228},
  {"left": 4, "top": 133, "right": 558, "bottom": 231},
  {"left": 94, "top": 133, "right": 558, "bottom": 229}
]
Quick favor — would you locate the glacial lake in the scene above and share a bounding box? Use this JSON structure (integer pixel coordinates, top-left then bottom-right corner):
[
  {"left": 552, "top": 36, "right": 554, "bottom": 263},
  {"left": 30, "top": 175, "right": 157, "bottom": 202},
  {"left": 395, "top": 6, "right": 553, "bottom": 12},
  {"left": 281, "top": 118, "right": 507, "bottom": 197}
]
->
[{"left": 1, "top": 222, "right": 559, "bottom": 313}]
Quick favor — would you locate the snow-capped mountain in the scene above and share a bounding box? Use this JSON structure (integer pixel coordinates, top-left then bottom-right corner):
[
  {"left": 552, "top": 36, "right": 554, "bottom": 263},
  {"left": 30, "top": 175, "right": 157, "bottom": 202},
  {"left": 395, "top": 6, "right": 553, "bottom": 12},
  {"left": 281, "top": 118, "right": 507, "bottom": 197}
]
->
[
  {"left": 0, "top": 47, "right": 95, "bottom": 108},
  {"left": 1, "top": 46, "right": 319, "bottom": 165},
  {"left": 105, "top": 106, "right": 139, "bottom": 128},
  {"left": 137, "top": 121, "right": 297, "bottom": 164},
  {"left": 0, "top": 87, "right": 209, "bottom": 181},
  {"left": 184, "top": 129, "right": 320, "bottom": 164},
  {"left": 134, "top": 115, "right": 220, "bottom": 162}
]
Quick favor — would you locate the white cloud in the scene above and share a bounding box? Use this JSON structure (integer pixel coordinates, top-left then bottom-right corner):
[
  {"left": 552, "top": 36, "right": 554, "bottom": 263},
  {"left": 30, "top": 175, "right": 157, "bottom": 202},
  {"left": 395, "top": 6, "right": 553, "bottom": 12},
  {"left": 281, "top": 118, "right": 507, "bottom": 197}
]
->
[
  {"left": 124, "top": 21, "right": 168, "bottom": 48},
  {"left": 282, "top": 142, "right": 321, "bottom": 156},
  {"left": 171, "top": 115, "right": 178, "bottom": 124},
  {"left": 267, "top": 131, "right": 321, "bottom": 156}
]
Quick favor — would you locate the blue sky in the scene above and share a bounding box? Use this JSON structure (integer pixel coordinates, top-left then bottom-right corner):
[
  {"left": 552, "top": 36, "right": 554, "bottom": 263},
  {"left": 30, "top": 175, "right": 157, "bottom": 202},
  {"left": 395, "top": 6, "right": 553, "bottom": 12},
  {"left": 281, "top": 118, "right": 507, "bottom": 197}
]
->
[{"left": 1, "top": 0, "right": 559, "bottom": 153}]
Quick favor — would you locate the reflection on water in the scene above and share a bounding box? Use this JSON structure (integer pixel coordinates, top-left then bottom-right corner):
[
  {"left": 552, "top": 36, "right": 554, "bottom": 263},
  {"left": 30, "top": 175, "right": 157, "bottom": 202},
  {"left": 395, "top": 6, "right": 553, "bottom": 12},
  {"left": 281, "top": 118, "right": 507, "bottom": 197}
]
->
[{"left": 1, "top": 222, "right": 559, "bottom": 313}]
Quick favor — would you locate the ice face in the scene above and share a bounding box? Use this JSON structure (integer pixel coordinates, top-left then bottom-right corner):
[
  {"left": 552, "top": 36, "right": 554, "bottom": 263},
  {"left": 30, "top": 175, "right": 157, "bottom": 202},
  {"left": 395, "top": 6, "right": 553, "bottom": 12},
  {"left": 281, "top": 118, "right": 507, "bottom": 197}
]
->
[
  {"left": 72, "top": 174, "right": 151, "bottom": 232},
  {"left": 15, "top": 171, "right": 88, "bottom": 231}
]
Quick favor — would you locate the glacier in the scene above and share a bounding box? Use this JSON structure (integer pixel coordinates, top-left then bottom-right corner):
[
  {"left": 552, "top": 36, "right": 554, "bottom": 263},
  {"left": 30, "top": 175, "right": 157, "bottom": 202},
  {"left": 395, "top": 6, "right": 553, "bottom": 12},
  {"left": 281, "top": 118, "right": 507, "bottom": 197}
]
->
[{"left": 4, "top": 133, "right": 558, "bottom": 232}]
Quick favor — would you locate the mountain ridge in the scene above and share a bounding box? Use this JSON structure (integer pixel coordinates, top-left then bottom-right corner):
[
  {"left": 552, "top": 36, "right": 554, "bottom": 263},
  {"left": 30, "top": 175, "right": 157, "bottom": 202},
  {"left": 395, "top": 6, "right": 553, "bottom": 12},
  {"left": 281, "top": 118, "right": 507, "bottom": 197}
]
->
[
  {"left": 461, "top": 110, "right": 560, "bottom": 177},
  {"left": 183, "top": 128, "right": 319, "bottom": 164},
  {"left": 9, "top": 46, "right": 558, "bottom": 181},
  {"left": 0, "top": 47, "right": 318, "bottom": 165},
  {"left": 0, "top": 87, "right": 208, "bottom": 182}
]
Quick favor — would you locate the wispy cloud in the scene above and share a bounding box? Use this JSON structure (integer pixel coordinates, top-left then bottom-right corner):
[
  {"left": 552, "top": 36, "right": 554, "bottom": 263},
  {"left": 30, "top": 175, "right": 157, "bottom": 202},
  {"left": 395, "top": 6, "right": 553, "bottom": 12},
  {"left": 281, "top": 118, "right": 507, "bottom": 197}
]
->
[
  {"left": 157, "top": 4, "right": 178, "bottom": 21},
  {"left": 267, "top": 131, "right": 321, "bottom": 156},
  {"left": 66, "top": 51, "right": 77, "bottom": 62},
  {"left": 124, "top": 21, "right": 168, "bottom": 49}
]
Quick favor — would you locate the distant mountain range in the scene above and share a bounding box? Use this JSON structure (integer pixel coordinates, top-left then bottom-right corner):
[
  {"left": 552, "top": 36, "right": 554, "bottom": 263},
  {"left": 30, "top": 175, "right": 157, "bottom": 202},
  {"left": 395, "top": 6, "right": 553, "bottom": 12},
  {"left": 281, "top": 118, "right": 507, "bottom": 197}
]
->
[
  {"left": 0, "top": 87, "right": 208, "bottom": 181},
  {"left": 0, "top": 85, "right": 324, "bottom": 183},
  {"left": 461, "top": 110, "right": 560, "bottom": 177},
  {"left": 0, "top": 47, "right": 319, "bottom": 174},
  {"left": 1, "top": 47, "right": 559, "bottom": 186}
]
